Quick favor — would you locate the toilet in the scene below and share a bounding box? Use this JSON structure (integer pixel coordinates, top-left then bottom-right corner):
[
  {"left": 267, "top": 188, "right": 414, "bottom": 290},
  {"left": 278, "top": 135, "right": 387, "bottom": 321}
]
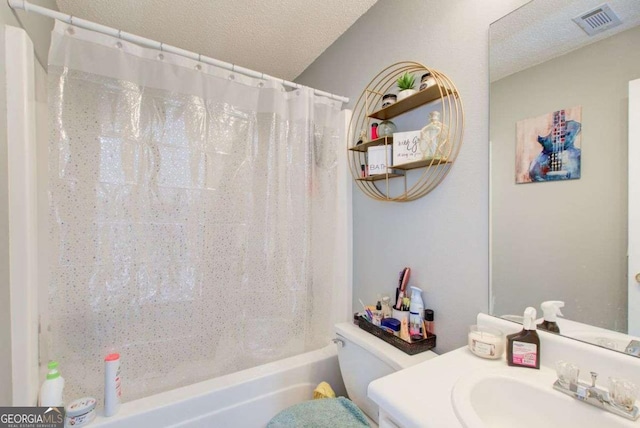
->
[{"left": 334, "top": 322, "right": 438, "bottom": 426}]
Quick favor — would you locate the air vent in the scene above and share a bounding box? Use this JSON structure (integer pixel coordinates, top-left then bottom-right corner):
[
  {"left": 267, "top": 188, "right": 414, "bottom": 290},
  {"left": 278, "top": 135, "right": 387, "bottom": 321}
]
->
[{"left": 573, "top": 3, "right": 622, "bottom": 36}]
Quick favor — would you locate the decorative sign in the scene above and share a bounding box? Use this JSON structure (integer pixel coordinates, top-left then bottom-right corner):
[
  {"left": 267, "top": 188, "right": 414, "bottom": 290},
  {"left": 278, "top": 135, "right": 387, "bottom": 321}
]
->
[
  {"left": 367, "top": 145, "right": 392, "bottom": 175},
  {"left": 392, "top": 130, "right": 423, "bottom": 166}
]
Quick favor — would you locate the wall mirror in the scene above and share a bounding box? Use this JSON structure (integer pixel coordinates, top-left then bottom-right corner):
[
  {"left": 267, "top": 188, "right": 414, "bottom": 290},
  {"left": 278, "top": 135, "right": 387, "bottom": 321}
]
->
[{"left": 490, "top": 0, "right": 640, "bottom": 356}]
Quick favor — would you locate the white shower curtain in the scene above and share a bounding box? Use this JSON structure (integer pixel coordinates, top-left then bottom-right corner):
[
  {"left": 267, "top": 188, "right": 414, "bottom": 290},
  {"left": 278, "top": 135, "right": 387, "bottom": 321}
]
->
[{"left": 45, "top": 21, "right": 345, "bottom": 401}]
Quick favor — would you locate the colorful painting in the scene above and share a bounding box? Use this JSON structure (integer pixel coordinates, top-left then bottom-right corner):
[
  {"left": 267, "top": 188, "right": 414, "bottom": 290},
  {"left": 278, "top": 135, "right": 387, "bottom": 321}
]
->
[{"left": 516, "top": 106, "right": 582, "bottom": 183}]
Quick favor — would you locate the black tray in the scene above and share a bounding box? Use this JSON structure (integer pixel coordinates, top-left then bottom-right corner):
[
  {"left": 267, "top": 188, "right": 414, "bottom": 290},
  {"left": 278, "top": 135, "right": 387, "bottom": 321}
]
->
[{"left": 353, "top": 313, "right": 436, "bottom": 355}]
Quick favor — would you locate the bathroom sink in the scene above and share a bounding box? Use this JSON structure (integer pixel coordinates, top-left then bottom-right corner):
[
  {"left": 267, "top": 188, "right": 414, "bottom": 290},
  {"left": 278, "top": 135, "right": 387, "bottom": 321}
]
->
[{"left": 451, "top": 367, "right": 634, "bottom": 428}]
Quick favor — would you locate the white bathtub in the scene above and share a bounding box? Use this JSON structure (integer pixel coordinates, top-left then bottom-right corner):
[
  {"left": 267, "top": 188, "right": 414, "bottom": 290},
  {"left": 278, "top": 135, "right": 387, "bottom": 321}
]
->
[{"left": 92, "top": 345, "right": 346, "bottom": 428}]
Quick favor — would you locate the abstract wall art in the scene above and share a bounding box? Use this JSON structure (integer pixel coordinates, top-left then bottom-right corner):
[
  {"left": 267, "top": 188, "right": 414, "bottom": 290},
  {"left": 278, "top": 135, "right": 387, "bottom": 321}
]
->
[{"left": 516, "top": 106, "right": 582, "bottom": 183}]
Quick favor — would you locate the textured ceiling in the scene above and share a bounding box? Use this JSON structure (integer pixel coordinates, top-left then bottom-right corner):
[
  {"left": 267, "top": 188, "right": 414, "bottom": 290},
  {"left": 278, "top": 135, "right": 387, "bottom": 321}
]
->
[
  {"left": 55, "top": 0, "right": 378, "bottom": 81},
  {"left": 491, "top": 0, "right": 640, "bottom": 81}
]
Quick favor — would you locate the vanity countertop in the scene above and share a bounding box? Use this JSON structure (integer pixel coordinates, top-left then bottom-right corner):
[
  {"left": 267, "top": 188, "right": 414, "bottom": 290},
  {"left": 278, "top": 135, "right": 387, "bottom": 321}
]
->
[
  {"left": 368, "top": 314, "right": 640, "bottom": 428},
  {"left": 368, "top": 346, "right": 504, "bottom": 427}
]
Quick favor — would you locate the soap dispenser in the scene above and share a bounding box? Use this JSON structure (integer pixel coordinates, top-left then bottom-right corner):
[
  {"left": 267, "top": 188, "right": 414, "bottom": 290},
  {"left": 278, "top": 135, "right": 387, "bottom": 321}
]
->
[
  {"left": 538, "top": 301, "right": 564, "bottom": 333},
  {"left": 506, "top": 307, "right": 540, "bottom": 369}
]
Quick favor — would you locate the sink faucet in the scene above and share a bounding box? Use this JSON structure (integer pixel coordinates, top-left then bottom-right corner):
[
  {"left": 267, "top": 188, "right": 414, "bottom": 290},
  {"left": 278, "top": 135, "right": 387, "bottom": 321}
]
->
[
  {"left": 578, "top": 372, "right": 607, "bottom": 404},
  {"left": 554, "top": 369, "right": 640, "bottom": 420}
]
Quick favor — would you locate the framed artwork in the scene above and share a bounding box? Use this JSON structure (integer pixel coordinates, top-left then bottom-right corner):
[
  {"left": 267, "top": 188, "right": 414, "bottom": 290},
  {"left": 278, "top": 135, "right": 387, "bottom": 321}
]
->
[{"left": 516, "top": 106, "right": 582, "bottom": 184}]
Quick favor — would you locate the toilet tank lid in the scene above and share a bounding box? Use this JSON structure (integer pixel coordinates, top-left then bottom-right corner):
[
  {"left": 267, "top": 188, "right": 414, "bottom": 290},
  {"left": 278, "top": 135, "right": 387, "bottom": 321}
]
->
[{"left": 334, "top": 322, "right": 437, "bottom": 370}]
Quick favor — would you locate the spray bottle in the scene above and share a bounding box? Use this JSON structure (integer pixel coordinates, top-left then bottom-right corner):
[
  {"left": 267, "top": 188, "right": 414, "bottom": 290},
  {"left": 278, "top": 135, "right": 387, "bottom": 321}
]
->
[
  {"left": 537, "top": 301, "right": 564, "bottom": 333},
  {"left": 506, "top": 307, "right": 540, "bottom": 369}
]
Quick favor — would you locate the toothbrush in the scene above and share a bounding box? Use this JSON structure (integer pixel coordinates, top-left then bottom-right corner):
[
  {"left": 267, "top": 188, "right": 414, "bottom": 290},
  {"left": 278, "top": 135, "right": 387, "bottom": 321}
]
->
[{"left": 359, "top": 298, "right": 374, "bottom": 321}]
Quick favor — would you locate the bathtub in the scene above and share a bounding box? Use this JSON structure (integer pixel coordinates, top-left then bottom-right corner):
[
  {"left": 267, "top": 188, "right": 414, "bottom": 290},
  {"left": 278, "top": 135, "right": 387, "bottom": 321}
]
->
[{"left": 92, "top": 345, "right": 346, "bottom": 428}]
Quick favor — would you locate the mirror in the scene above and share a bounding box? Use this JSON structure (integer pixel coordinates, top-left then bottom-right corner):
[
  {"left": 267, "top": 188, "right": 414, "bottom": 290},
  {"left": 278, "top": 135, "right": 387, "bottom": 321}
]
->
[{"left": 490, "top": 0, "right": 640, "bottom": 355}]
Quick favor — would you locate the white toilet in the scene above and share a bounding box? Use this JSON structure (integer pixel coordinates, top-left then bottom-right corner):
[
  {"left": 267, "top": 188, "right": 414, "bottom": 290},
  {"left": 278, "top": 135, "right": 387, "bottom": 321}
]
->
[{"left": 334, "top": 322, "right": 437, "bottom": 426}]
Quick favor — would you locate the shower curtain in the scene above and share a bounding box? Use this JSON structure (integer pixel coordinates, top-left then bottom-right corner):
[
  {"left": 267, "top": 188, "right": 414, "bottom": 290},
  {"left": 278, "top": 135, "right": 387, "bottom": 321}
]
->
[{"left": 45, "top": 21, "right": 345, "bottom": 401}]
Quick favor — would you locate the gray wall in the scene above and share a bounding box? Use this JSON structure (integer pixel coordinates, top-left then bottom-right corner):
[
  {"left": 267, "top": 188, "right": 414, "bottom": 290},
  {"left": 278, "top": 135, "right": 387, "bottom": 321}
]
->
[
  {"left": 0, "top": 0, "right": 528, "bottom": 400},
  {"left": 0, "top": 1, "right": 56, "bottom": 68},
  {"left": 0, "top": 0, "right": 55, "bottom": 406},
  {"left": 297, "top": 0, "right": 528, "bottom": 353},
  {"left": 491, "top": 26, "right": 640, "bottom": 332}
]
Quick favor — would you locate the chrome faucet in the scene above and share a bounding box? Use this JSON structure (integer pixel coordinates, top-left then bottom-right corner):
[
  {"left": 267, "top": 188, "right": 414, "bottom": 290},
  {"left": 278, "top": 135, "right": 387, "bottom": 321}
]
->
[
  {"left": 578, "top": 372, "right": 607, "bottom": 404},
  {"left": 553, "top": 369, "right": 640, "bottom": 420}
]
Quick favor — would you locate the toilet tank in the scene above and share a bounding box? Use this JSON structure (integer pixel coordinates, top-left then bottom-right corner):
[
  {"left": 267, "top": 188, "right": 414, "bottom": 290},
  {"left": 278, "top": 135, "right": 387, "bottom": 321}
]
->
[{"left": 334, "top": 322, "right": 436, "bottom": 423}]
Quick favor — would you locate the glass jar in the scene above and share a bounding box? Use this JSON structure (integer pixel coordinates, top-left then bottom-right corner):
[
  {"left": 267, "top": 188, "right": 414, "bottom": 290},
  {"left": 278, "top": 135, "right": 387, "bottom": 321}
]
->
[
  {"left": 419, "top": 72, "right": 436, "bottom": 91},
  {"left": 419, "top": 111, "right": 450, "bottom": 160},
  {"left": 381, "top": 94, "right": 397, "bottom": 109},
  {"left": 377, "top": 120, "right": 397, "bottom": 138}
]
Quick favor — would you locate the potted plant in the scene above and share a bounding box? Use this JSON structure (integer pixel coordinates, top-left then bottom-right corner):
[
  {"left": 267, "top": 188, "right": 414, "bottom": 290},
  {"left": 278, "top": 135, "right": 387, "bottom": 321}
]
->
[{"left": 396, "top": 72, "right": 417, "bottom": 101}]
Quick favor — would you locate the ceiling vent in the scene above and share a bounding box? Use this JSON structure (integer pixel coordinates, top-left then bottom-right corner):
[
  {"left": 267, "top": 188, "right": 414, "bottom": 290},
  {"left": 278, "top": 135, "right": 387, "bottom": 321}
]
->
[{"left": 573, "top": 3, "right": 622, "bottom": 36}]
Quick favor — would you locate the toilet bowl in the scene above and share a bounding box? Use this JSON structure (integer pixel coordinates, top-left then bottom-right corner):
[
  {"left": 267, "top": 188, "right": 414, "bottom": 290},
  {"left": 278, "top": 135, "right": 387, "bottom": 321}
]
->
[{"left": 334, "top": 322, "right": 437, "bottom": 425}]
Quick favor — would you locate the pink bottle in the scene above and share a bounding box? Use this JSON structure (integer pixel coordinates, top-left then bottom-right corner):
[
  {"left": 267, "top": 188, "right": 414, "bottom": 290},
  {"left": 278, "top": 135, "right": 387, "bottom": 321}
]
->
[{"left": 371, "top": 123, "right": 378, "bottom": 140}]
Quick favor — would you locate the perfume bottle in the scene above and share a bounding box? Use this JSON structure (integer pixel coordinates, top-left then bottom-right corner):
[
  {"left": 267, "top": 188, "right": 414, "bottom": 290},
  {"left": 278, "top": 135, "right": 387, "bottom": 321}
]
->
[
  {"left": 419, "top": 111, "right": 450, "bottom": 160},
  {"left": 381, "top": 296, "right": 392, "bottom": 319},
  {"left": 424, "top": 309, "right": 435, "bottom": 335}
]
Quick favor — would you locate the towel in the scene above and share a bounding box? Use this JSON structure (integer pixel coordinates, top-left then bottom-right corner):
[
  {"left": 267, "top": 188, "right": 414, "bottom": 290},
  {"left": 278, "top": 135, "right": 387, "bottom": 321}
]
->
[
  {"left": 267, "top": 397, "right": 370, "bottom": 428},
  {"left": 312, "top": 381, "right": 336, "bottom": 399}
]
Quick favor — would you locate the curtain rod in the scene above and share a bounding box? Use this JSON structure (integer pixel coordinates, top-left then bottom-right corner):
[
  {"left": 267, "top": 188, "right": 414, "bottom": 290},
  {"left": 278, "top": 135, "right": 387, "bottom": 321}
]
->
[{"left": 8, "top": 0, "right": 349, "bottom": 104}]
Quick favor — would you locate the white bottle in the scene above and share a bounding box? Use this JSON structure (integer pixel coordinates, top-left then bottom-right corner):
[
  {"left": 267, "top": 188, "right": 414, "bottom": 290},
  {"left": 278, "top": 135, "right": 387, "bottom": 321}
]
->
[
  {"left": 39, "top": 361, "right": 64, "bottom": 407},
  {"left": 538, "top": 300, "right": 565, "bottom": 333},
  {"left": 409, "top": 286, "right": 424, "bottom": 338},
  {"left": 104, "top": 353, "right": 122, "bottom": 417}
]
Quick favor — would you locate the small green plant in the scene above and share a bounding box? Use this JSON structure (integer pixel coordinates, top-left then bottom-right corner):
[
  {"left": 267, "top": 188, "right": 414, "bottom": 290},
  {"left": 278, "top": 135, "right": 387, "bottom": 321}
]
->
[{"left": 397, "top": 72, "right": 416, "bottom": 91}]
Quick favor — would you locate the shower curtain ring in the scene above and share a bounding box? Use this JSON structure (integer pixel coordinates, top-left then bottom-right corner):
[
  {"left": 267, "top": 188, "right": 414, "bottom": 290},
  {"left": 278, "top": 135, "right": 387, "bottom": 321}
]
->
[
  {"left": 115, "top": 30, "right": 123, "bottom": 48},
  {"left": 69, "top": 15, "right": 73, "bottom": 25},
  {"left": 157, "top": 42, "right": 165, "bottom": 60}
]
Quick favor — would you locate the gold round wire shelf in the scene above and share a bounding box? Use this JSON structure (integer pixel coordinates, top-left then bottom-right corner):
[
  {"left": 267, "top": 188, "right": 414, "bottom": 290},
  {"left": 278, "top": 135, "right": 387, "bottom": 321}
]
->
[{"left": 347, "top": 61, "right": 464, "bottom": 202}]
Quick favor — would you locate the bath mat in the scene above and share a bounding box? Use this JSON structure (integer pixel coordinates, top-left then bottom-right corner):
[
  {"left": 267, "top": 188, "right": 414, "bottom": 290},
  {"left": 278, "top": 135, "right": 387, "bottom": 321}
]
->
[{"left": 267, "top": 396, "right": 370, "bottom": 428}]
